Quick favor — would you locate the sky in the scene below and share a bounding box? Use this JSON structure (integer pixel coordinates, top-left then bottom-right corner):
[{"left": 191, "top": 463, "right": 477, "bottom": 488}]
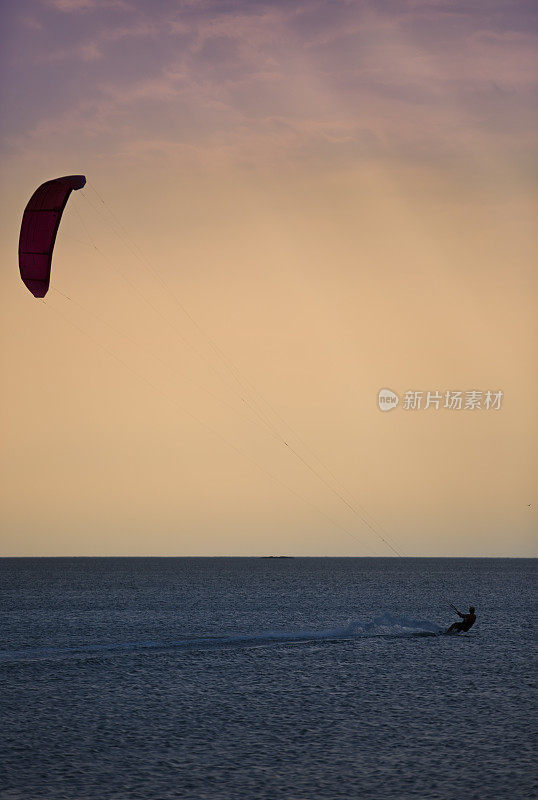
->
[{"left": 0, "top": 0, "right": 536, "bottom": 556}]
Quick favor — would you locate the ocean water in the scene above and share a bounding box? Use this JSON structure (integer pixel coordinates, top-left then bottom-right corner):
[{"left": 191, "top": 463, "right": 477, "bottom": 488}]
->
[{"left": 0, "top": 557, "right": 536, "bottom": 800}]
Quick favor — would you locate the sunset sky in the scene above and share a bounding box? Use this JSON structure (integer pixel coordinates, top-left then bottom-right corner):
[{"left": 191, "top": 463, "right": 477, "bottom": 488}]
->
[{"left": 1, "top": 0, "right": 536, "bottom": 556}]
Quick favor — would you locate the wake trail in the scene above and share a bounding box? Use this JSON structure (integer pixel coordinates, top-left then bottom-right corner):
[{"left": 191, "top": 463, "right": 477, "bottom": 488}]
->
[{"left": 0, "top": 613, "right": 445, "bottom": 665}]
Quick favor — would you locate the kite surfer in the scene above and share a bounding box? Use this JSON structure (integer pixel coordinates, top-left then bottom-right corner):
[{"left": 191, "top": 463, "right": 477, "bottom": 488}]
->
[{"left": 445, "top": 604, "right": 476, "bottom": 635}]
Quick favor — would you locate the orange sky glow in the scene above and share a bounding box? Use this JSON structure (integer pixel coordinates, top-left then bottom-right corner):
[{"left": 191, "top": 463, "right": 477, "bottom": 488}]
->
[{"left": 1, "top": 0, "right": 536, "bottom": 556}]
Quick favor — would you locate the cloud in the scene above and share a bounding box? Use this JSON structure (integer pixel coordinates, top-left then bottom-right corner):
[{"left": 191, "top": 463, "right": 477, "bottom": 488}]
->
[
  {"left": 20, "top": 14, "right": 45, "bottom": 30},
  {"left": 4, "top": 0, "right": 537, "bottom": 173},
  {"left": 37, "top": 19, "right": 159, "bottom": 62},
  {"left": 47, "top": 0, "right": 131, "bottom": 11}
]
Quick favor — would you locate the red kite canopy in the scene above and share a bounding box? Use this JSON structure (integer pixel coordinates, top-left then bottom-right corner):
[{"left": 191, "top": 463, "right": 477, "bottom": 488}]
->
[{"left": 18, "top": 175, "right": 86, "bottom": 298}]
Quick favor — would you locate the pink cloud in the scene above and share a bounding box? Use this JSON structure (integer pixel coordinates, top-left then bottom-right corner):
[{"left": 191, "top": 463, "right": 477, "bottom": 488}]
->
[
  {"left": 47, "top": 0, "right": 131, "bottom": 11},
  {"left": 4, "top": 0, "right": 536, "bottom": 173}
]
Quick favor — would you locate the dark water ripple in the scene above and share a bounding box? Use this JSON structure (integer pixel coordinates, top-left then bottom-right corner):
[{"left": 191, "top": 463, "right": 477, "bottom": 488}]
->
[{"left": 0, "top": 557, "right": 536, "bottom": 800}]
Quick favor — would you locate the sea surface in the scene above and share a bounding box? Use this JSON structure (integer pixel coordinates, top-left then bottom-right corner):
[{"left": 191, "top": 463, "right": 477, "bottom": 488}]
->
[{"left": 1, "top": 557, "right": 536, "bottom": 800}]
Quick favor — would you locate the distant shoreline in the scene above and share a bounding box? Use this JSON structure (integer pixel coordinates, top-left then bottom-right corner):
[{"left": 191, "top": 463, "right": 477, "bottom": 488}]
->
[{"left": 0, "top": 555, "right": 535, "bottom": 560}]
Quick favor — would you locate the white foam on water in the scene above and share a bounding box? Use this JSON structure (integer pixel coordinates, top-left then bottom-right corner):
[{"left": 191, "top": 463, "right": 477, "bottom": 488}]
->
[{"left": 341, "top": 611, "right": 444, "bottom": 636}]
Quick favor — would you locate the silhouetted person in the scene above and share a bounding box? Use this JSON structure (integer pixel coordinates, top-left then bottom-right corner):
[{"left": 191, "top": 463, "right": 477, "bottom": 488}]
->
[{"left": 445, "top": 605, "right": 476, "bottom": 634}]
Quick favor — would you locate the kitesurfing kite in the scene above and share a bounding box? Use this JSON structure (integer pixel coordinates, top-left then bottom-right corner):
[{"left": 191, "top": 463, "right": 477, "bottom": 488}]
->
[{"left": 18, "top": 175, "right": 86, "bottom": 298}]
